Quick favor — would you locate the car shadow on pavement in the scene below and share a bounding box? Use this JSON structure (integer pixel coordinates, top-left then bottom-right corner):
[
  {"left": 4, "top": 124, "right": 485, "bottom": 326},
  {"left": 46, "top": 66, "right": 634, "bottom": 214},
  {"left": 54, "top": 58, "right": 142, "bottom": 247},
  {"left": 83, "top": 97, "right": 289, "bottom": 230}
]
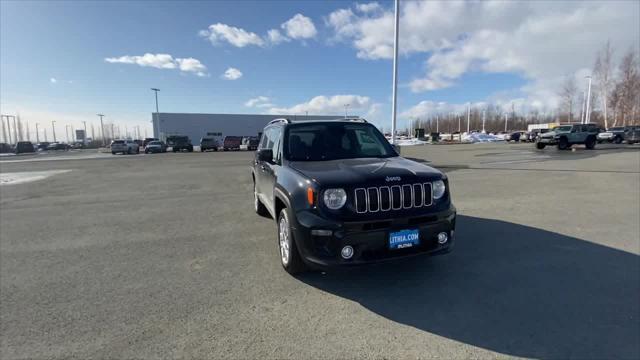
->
[{"left": 298, "top": 215, "right": 640, "bottom": 359}]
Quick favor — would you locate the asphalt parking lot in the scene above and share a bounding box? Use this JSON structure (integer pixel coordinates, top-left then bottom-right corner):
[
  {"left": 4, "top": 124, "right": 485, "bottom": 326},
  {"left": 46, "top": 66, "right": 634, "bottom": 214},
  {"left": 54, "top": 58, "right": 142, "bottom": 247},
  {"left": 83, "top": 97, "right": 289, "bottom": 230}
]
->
[{"left": 1, "top": 143, "right": 639, "bottom": 359}]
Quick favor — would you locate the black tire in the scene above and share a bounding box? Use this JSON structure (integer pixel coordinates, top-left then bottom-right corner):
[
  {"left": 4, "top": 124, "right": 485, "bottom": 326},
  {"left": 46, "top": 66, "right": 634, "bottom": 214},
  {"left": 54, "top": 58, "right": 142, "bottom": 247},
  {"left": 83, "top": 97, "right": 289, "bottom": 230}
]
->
[
  {"left": 597, "top": 140, "right": 603, "bottom": 144},
  {"left": 628, "top": 141, "right": 636, "bottom": 145},
  {"left": 173, "top": 148, "right": 177, "bottom": 153},
  {"left": 277, "top": 208, "right": 306, "bottom": 275},
  {"left": 111, "top": 151, "right": 116, "bottom": 155},
  {"left": 536, "top": 142, "right": 546, "bottom": 149},
  {"left": 585, "top": 136, "right": 596, "bottom": 150},
  {"left": 614, "top": 136, "right": 622, "bottom": 144},
  {"left": 254, "top": 182, "right": 269, "bottom": 217},
  {"left": 127, "top": 148, "right": 132, "bottom": 155},
  {"left": 145, "top": 150, "right": 149, "bottom": 154},
  {"left": 557, "top": 137, "right": 569, "bottom": 150}
]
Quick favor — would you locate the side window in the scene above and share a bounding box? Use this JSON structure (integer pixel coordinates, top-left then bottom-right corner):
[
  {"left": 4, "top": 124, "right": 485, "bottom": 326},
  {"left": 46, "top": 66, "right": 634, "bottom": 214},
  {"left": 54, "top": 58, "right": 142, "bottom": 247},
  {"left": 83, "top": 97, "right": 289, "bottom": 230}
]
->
[
  {"left": 259, "top": 129, "right": 271, "bottom": 150},
  {"left": 271, "top": 128, "right": 283, "bottom": 163}
]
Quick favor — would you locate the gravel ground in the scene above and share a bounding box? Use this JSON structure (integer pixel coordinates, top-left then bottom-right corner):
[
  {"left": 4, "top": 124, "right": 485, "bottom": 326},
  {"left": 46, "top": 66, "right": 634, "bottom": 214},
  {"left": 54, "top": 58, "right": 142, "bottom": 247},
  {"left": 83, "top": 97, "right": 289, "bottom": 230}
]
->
[{"left": 1, "top": 143, "right": 639, "bottom": 359}]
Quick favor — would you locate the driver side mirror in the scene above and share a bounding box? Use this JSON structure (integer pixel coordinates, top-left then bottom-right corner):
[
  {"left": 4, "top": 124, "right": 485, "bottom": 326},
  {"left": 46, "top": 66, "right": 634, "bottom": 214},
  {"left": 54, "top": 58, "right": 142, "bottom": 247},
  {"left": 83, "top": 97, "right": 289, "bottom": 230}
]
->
[{"left": 257, "top": 149, "right": 273, "bottom": 162}]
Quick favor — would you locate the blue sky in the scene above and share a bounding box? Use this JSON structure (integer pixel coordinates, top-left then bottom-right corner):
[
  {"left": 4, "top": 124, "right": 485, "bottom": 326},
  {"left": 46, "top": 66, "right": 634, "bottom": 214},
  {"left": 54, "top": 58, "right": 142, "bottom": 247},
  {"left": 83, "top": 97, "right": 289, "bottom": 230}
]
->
[{"left": 1, "top": 0, "right": 638, "bottom": 136}]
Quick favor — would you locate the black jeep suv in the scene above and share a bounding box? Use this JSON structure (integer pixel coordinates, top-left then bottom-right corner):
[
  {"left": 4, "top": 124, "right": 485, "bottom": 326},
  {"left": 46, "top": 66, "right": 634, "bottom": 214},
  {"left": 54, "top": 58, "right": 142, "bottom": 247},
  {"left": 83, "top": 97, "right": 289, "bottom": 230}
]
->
[{"left": 251, "top": 118, "right": 456, "bottom": 274}]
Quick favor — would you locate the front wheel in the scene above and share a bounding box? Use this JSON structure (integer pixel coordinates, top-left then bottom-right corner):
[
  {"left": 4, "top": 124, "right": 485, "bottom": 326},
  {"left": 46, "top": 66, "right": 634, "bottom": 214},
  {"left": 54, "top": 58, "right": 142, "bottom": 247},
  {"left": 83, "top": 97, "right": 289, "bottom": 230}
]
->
[
  {"left": 614, "top": 136, "right": 622, "bottom": 144},
  {"left": 277, "top": 209, "right": 306, "bottom": 275},
  {"left": 111, "top": 151, "right": 116, "bottom": 155},
  {"left": 536, "top": 142, "right": 546, "bottom": 149},
  {"left": 558, "top": 137, "right": 569, "bottom": 150},
  {"left": 585, "top": 136, "right": 596, "bottom": 150}
]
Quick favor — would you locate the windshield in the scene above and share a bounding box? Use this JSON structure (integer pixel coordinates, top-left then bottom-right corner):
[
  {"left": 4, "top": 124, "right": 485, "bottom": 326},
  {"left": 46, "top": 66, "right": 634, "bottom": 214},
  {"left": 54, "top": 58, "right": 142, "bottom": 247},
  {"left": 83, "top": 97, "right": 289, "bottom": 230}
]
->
[
  {"left": 285, "top": 122, "right": 395, "bottom": 161},
  {"left": 148, "top": 141, "right": 161, "bottom": 145},
  {"left": 553, "top": 126, "right": 572, "bottom": 132},
  {"left": 609, "top": 127, "right": 624, "bottom": 131}
]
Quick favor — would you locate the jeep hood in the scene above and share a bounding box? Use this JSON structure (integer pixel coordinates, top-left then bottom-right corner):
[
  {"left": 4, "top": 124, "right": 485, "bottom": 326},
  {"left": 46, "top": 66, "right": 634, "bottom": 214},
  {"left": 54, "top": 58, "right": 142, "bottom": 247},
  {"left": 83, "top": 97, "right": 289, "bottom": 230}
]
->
[{"left": 289, "top": 157, "right": 443, "bottom": 187}]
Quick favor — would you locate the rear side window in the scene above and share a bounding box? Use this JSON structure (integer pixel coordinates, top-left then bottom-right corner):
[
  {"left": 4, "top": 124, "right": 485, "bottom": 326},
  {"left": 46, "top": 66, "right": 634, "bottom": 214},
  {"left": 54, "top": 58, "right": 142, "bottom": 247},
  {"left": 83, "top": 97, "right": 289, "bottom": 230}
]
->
[{"left": 113, "top": 140, "right": 124, "bottom": 144}]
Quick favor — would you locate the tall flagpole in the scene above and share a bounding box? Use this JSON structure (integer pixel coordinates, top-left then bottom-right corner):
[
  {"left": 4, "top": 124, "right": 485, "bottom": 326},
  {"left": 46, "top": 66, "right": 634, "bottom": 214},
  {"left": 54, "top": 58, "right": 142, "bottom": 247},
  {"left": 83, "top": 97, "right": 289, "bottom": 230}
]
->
[{"left": 390, "top": 0, "right": 400, "bottom": 144}]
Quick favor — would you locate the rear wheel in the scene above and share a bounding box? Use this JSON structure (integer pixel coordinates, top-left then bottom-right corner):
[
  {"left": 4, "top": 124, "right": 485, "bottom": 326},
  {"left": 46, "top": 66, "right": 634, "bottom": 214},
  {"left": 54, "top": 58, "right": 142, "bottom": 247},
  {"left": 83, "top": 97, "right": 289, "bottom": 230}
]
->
[
  {"left": 614, "top": 136, "right": 622, "bottom": 144},
  {"left": 536, "top": 142, "right": 546, "bottom": 149},
  {"left": 585, "top": 136, "right": 596, "bottom": 150},
  {"left": 127, "top": 148, "right": 132, "bottom": 155},
  {"left": 111, "top": 151, "right": 116, "bottom": 155},
  {"left": 277, "top": 208, "right": 306, "bottom": 275}
]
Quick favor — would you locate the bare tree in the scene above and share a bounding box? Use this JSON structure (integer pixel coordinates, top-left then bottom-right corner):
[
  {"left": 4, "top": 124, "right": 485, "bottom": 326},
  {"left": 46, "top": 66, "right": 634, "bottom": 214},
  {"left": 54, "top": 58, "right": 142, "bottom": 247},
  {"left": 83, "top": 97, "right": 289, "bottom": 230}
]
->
[
  {"left": 560, "top": 76, "right": 578, "bottom": 122},
  {"left": 593, "top": 40, "right": 615, "bottom": 128},
  {"left": 617, "top": 49, "right": 639, "bottom": 126}
]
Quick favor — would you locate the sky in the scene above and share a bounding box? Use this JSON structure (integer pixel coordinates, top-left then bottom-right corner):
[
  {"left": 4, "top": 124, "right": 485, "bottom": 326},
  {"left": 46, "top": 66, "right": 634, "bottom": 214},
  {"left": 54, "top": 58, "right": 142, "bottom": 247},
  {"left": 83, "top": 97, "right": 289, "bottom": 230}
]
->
[{"left": 1, "top": 0, "right": 639, "bottom": 138}]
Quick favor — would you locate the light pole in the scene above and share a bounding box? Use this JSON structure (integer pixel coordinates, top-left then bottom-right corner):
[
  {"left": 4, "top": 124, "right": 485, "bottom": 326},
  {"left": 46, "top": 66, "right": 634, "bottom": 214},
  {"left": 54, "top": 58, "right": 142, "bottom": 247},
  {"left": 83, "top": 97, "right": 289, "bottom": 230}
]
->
[
  {"left": 504, "top": 113, "right": 508, "bottom": 132},
  {"left": 97, "top": 114, "right": 105, "bottom": 145},
  {"left": 35, "top": 123, "right": 40, "bottom": 143},
  {"left": 390, "top": 0, "right": 400, "bottom": 144},
  {"left": 82, "top": 121, "right": 87, "bottom": 144},
  {"left": 482, "top": 110, "right": 486, "bottom": 133},
  {"left": 1, "top": 115, "right": 9, "bottom": 144},
  {"left": 344, "top": 104, "right": 350, "bottom": 119},
  {"left": 580, "top": 91, "right": 586, "bottom": 123},
  {"left": 585, "top": 75, "right": 592, "bottom": 124},
  {"left": 51, "top": 120, "right": 57, "bottom": 142},
  {"left": 466, "top": 103, "right": 471, "bottom": 134},
  {"left": 151, "top": 88, "right": 161, "bottom": 139}
]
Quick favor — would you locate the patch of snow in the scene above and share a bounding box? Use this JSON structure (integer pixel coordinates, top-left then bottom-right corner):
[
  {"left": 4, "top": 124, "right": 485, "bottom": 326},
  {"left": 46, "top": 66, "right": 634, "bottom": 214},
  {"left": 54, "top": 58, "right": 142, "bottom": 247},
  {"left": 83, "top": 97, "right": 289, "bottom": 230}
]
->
[
  {"left": 462, "top": 133, "right": 505, "bottom": 143},
  {"left": 395, "top": 139, "right": 429, "bottom": 146},
  {"left": 0, "top": 170, "right": 71, "bottom": 185}
]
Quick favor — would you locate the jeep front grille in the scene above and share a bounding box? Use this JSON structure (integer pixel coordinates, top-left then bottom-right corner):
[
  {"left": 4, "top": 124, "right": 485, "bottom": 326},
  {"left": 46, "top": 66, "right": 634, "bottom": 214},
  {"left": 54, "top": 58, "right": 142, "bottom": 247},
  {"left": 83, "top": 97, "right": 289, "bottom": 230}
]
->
[{"left": 354, "top": 183, "right": 433, "bottom": 213}]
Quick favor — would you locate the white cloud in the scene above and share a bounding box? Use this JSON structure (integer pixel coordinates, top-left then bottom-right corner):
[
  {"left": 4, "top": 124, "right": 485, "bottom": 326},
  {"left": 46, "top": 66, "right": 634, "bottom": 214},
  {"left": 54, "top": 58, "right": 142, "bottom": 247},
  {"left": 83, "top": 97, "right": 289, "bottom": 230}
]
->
[
  {"left": 105, "top": 53, "right": 208, "bottom": 76},
  {"left": 326, "top": 1, "right": 640, "bottom": 106},
  {"left": 267, "top": 29, "right": 290, "bottom": 45},
  {"left": 355, "top": 2, "right": 381, "bottom": 13},
  {"left": 268, "top": 94, "right": 370, "bottom": 115},
  {"left": 281, "top": 14, "right": 317, "bottom": 40},
  {"left": 222, "top": 67, "right": 243, "bottom": 80},
  {"left": 200, "top": 23, "right": 265, "bottom": 47},
  {"left": 49, "top": 78, "right": 57, "bottom": 84},
  {"left": 245, "top": 96, "right": 273, "bottom": 108},
  {"left": 175, "top": 57, "right": 208, "bottom": 77}
]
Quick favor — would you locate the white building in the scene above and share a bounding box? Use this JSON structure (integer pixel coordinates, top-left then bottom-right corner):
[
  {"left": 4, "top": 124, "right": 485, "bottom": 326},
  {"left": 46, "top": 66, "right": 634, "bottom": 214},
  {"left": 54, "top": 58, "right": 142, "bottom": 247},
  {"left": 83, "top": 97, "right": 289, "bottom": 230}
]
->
[{"left": 151, "top": 113, "right": 344, "bottom": 142}]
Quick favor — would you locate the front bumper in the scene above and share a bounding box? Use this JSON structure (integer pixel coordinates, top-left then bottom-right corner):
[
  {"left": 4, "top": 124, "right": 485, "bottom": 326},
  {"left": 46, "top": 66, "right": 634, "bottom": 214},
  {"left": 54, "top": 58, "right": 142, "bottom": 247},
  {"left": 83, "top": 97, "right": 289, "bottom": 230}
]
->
[
  {"left": 145, "top": 147, "right": 163, "bottom": 153},
  {"left": 291, "top": 205, "right": 456, "bottom": 269},
  {"left": 537, "top": 137, "right": 557, "bottom": 145}
]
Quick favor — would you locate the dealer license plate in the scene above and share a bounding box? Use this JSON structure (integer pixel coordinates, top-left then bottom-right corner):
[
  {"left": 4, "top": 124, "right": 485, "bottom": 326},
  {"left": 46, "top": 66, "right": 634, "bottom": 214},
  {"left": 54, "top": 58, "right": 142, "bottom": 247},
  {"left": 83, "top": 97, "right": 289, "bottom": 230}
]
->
[{"left": 389, "top": 229, "right": 420, "bottom": 250}]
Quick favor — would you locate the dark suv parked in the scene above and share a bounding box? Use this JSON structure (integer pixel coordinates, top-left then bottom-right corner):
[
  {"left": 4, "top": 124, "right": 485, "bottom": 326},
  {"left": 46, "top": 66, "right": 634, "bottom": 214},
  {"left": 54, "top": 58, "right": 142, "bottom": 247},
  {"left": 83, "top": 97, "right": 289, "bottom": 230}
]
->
[
  {"left": 166, "top": 135, "right": 193, "bottom": 152},
  {"left": 251, "top": 118, "right": 456, "bottom": 274},
  {"left": 15, "top": 141, "right": 35, "bottom": 154}
]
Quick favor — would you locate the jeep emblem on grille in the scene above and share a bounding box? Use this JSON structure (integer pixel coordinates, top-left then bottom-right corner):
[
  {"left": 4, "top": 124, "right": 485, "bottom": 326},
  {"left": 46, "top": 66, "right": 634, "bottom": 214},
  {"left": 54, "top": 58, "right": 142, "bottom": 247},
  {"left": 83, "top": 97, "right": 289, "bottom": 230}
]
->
[{"left": 385, "top": 176, "right": 401, "bottom": 182}]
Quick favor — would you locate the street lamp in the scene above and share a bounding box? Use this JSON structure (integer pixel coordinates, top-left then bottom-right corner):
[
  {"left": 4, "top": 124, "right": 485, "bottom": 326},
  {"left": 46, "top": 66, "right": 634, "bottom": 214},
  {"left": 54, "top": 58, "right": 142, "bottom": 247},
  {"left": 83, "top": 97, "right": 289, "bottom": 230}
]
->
[
  {"left": 82, "top": 121, "right": 87, "bottom": 144},
  {"left": 585, "top": 75, "right": 593, "bottom": 124},
  {"left": 51, "top": 120, "right": 57, "bottom": 142},
  {"left": 151, "top": 88, "right": 161, "bottom": 140},
  {"left": 97, "top": 114, "right": 105, "bottom": 145},
  {"left": 35, "top": 123, "right": 40, "bottom": 143}
]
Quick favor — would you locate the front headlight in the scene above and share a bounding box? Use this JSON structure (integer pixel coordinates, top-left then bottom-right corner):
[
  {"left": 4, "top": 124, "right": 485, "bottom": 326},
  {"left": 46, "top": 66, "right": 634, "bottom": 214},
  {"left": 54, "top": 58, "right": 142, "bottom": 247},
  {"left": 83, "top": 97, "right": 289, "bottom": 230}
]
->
[
  {"left": 323, "top": 188, "right": 347, "bottom": 210},
  {"left": 433, "top": 180, "right": 446, "bottom": 199}
]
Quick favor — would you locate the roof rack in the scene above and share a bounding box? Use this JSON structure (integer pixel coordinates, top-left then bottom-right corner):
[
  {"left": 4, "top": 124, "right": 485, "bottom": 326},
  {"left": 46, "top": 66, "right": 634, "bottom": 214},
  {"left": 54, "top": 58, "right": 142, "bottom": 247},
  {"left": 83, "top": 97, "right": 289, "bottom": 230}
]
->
[
  {"left": 268, "top": 118, "right": 291, "bottom": 125},
  {"left": 345, "top": 117, "right": 367, "bottom": 123}
]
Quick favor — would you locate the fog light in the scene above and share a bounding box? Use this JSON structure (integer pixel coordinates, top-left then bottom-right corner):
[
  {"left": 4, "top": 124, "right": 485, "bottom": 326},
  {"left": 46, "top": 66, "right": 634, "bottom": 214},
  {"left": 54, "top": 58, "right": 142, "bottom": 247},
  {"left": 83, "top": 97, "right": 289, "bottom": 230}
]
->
[
  {"left": 311, "top": 229, "right": 333, "bottom": 236},
  {"left": 437, "top": 232, "right": 448, "bottom": 244},
  {"left": 341, "top": 245, "right": 354, "bottom": 259}
]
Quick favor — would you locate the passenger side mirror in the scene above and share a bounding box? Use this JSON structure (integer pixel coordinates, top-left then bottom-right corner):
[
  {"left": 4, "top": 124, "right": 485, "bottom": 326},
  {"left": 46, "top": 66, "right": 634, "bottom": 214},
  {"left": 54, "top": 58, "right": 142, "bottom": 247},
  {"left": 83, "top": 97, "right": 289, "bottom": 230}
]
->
[
  {"left": 391, "top": 144, "right": 401, "bottom": 155},
  {"left": 257, "top": 149, "right": 273, "bottom": 162}
]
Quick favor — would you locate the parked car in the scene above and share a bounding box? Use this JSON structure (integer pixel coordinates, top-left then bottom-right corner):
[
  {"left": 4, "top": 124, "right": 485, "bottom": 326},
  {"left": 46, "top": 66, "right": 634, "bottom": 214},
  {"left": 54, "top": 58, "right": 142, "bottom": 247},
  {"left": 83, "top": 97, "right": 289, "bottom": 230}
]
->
[
  {"left": 71, "top": 142, "right": 85, "bottom": 149},
  {"left": 252, "top": 118, "right": 455, "bottom": 274},
  {"left": 222, "top": 136, "right": 243, "bottom": 151},
  {"left": 166, "top": 135, "right": 193, "bottom": 152},
  {"left": 144, "top": 140, "right": 167, "bottom": 153},
  {"left": 110, "top": 139, "right": 139, "bottom": 154},
  {"left": 508, "top": 131, "right": 525, "bottom": 142},
  {"left": 143, "top": 138, "right": 158, "bottom": 147},
  {"left": 0, "top": 143, "right": 12, "bottom": 153},
  {"left": 14, "top": 141, "right": 35, "bottom": 154},
  {"left": 241, "top": 136, "right": 259, "bottom": 151},
  {"left": 36, "top": 142, "right": 50, "bottom": 151},
  {"left": 47, "top": 142, "right": 70, "bottom": 151},
  {"left": 624, "top": 126, "right": 640, "bottom": 144},
  {"left": 536, "top": 123, "right": 599, "bottom": 150},
  {"left": 200, "top": 137, "right": 219, "bottom": 152},
  {"left": 597, "top": 126, "right": 627, "bottom": 144}
]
